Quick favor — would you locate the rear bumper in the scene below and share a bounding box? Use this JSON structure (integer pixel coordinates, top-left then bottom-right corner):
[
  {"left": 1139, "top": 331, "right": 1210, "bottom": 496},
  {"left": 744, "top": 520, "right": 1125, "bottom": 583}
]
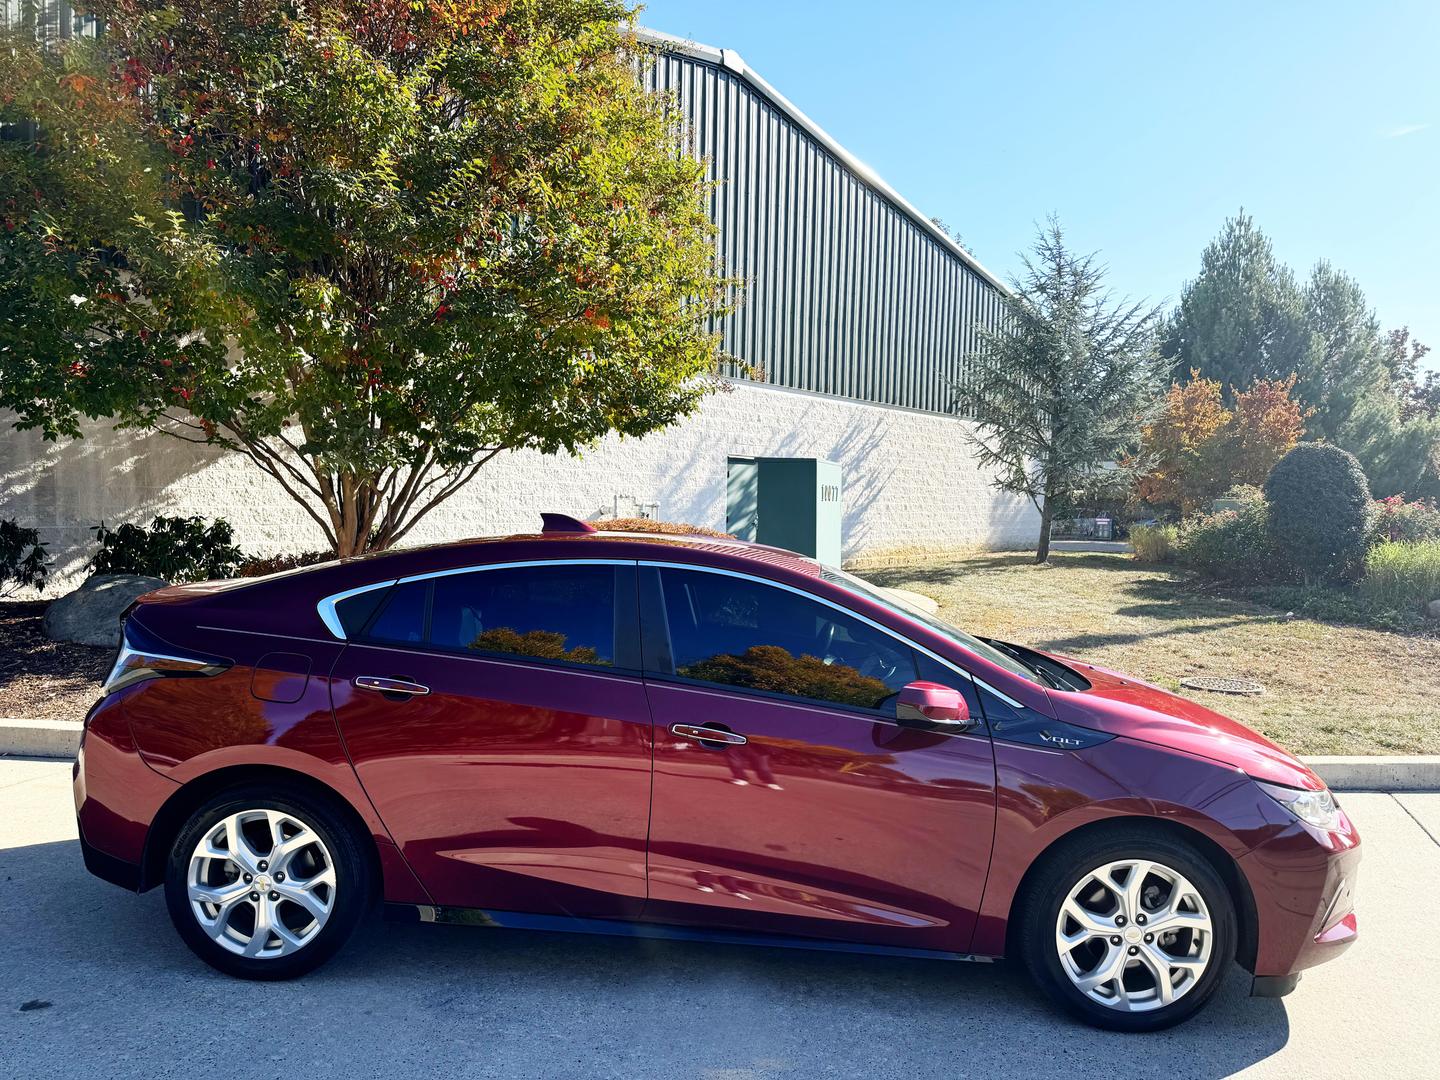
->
[
  {"left": 72, "top": 696, "right": 179, "bottom": 893},
  {"left": 78, "top": 821, "right": 143, "bottom": 892},
  {"left": 1239, "top": 809, "right": 1361, "bottom": 978}
]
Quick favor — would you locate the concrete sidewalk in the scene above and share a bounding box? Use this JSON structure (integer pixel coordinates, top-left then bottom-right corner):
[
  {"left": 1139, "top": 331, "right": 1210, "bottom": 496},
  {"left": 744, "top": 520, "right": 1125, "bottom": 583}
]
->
[{"left": 1, "top": 758, "right": 1437, "bottom": 1078}]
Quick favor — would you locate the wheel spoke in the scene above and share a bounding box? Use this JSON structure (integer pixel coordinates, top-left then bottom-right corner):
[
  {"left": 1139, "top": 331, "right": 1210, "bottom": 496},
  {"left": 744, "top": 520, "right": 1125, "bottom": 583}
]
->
[
  {"left": 1074, "top": 942, "right": 1127, "bottom": 995},
  {"left": 1115, "top": 860, "right": 1151, "bottom": 920},
  {"left": 275, "top": 879, "right": 332, "bottom": 923},
  {"left": 243, "top": 899, "right": 275, "bottom": 957},
  {"left": 1138, "top": 947, "right": 1177, "bottom": 1005},
  {"left": 269, "top": 824, "right": 321, "bottom": 874},
  {"left": 1057, "top": 899, "right": 1114, "bottom": 952}
]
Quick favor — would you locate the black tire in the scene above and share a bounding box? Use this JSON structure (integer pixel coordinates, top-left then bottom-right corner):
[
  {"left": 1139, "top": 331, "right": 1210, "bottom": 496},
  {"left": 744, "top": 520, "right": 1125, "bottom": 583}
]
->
[
  {"left": 1017, "top": 826, "right": 1237, "bottom": 1032},
  {"left": 164, "top": 783, "right": 374, "bottom": 980}
]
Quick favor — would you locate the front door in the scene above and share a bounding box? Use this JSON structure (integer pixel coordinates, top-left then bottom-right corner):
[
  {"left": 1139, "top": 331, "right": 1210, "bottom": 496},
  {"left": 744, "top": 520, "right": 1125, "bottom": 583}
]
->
[
  {"left": 639, "top": 565, "right": 997, "bottom": 954},
  {"left": 330, "top": 560, "right": 652, "bottom": 918}
]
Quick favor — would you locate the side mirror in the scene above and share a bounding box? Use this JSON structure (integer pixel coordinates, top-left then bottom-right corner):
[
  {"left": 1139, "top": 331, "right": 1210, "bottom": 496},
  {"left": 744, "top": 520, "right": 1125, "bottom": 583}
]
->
[{"left": 896, "top": 680, "right": 972, "bottom": 729}]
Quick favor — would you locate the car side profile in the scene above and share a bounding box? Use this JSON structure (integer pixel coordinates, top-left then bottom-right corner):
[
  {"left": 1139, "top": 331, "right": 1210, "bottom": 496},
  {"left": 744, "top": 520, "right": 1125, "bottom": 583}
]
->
[{"left": 74, "top": 515, "right": 1360, "bottom": 1031}]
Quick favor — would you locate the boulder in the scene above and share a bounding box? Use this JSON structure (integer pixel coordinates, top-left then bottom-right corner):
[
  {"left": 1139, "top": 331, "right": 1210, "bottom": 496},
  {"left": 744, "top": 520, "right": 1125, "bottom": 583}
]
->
[
  {"left": 1428, "top": 599, "right": 1440, "bottom": 621},
  {"left": 43, "top": 574, "right": 169, "bottom": 648}
]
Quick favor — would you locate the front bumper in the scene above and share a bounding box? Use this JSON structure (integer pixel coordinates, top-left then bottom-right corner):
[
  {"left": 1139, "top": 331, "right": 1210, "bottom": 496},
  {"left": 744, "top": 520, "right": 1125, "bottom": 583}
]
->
[{"left": 1239, "top": 807, "right": 1361, "bottom": 981}]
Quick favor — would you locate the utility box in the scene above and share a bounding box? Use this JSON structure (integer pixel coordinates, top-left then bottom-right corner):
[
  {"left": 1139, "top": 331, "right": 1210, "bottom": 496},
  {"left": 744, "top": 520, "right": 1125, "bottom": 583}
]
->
[{"left": 726, "top": 456, "right": 842, "bottom": 564}]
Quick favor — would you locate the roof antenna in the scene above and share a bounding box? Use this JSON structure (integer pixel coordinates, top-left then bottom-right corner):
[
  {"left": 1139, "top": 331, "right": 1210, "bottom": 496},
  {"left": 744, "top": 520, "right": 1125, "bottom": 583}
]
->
[{"left": 540, "top": 512, "right": 597, "bottom": 535}]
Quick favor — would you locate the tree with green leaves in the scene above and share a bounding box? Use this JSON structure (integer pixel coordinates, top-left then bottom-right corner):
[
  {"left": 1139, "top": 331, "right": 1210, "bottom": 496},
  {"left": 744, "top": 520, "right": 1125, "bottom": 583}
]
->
[
  {"left": 1299, "top": 260, "right": 1388, "bottom": 442},
  {"left": 965, "top": 219, "right": 1168, "bottom": 563},
  {"left": 0, "top": 0, "right": 730, "bottom": 558},
  {"left": 1163, "top": 211, "right": 1316, "bottom": 394}
]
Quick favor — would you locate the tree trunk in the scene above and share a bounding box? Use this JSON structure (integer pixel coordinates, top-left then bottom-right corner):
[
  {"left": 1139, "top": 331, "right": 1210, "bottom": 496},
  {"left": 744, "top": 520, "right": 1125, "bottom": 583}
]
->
[{"left": 1035, "top": 497, "right": 1054, "bottom": 564}]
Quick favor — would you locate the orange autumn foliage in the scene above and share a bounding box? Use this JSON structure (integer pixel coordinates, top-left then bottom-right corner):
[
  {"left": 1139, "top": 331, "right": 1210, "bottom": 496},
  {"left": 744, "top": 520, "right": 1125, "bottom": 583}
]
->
[{"left": 1139, "top": 371, "right": 1307, "bottom": 514}]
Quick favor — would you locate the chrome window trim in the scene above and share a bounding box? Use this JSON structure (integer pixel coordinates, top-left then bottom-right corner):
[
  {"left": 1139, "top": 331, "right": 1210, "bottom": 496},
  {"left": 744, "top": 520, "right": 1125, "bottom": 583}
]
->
[
  {"left": 316, "top": 560, "right": 636, "bottom": 641},
  {"left": 638, "top": 560, "right": 1027, "bottom": 709},
  {"left": 316, "top": 579, "right": 398, "bottom": 640}
]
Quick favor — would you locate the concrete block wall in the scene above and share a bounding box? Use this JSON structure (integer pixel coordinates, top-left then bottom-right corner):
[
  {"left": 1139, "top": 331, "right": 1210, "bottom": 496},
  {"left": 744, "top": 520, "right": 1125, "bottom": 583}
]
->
[{"left": 1, "top": 382, "right": 1039, "bottom": 595}]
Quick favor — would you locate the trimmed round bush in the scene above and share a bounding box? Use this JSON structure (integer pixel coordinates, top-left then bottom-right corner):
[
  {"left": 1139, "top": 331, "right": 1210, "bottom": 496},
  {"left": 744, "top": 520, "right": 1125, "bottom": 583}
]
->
[{"left": 1264, "top": 444, "right": 1374, "bottom": 583}]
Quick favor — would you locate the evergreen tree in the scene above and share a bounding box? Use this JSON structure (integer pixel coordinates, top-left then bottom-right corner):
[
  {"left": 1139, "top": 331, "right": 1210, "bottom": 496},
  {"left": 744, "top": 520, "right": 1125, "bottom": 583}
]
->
[
  {"left": 1165, "top": 211, "right": 1315, "bottom": 393},
  {"left": 1299, "top": 261, "right": 1388, "bottom": 442},
  {"left": 965, "top": 220, "right": 1168, "bottom": 562}
]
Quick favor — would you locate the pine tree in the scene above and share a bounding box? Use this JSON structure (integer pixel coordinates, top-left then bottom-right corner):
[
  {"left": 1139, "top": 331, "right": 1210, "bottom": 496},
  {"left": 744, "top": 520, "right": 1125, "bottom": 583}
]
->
[{"left": 1165, "top": 211, "right": 1316, "bottom": 393}]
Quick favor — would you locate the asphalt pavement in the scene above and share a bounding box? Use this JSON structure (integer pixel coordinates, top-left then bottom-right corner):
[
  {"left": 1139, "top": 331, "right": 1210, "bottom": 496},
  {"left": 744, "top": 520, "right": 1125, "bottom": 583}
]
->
[{"left": 1, "top": 757, "right": 1437, "bottom": 1079}]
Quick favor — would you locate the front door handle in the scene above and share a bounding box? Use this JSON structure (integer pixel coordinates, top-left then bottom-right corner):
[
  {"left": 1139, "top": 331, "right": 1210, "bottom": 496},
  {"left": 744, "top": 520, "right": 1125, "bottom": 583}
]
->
[
  {"left": 671, "top": 723, "right": 747, "bottom": 747},
  {"left": 354, "top": 675, "right": 429, "bottom": 697}
]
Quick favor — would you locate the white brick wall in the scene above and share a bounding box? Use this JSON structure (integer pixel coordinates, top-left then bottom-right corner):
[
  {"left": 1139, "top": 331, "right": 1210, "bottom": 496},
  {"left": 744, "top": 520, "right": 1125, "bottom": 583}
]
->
[{"left": 1, "top": 381, "right": 1039, "bottom": 595}]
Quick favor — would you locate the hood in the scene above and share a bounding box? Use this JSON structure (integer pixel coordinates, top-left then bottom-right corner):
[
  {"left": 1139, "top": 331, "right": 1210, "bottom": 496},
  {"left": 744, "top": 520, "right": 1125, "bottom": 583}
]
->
[{"left": 1046, "top": 654, "right": 1325, "bottom": 791}]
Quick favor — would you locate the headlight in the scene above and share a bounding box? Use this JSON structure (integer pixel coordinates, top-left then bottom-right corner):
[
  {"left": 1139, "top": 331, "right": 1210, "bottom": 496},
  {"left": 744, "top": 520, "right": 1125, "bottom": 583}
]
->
[{"left": 1255, "top": 780, "right": 1341, "bottom": 831}]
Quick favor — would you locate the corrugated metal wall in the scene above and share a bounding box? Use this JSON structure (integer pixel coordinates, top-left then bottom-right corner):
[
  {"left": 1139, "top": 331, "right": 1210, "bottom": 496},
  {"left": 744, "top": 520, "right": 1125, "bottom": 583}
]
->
[{"left": 645, "top": 45, "right": 1005, "bottom": 418}]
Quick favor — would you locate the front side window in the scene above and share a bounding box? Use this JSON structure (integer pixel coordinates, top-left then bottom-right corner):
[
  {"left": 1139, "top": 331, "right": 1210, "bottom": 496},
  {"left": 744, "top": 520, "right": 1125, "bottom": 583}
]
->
[
  {"left": 360, "top": 565, "right": 619, "bottom": 668},
  {"left": 657, "top": 568, "right": 915, "bottom": 710}
]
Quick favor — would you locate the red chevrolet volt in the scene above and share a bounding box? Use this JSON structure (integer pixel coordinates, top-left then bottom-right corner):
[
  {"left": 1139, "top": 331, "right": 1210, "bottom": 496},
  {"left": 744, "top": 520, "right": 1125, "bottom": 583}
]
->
[{"left": 74, "top": 516, "right": 1359, "bottom": 1031}]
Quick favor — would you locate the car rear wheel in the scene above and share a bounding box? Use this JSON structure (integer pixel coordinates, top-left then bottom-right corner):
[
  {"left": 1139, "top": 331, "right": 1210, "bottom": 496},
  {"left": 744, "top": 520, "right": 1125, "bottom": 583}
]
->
[
  {"left": 164, "top": 784, "right": 372, "bottom": 979},
  {"left": 1018, "top": 828, "right": 1236, "bottom": 1031}
]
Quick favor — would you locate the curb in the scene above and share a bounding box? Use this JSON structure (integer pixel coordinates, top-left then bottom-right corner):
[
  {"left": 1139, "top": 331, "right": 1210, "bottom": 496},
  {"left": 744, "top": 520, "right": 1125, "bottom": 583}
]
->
[
  {"left": 1303, "top": 756, "right": 1440, "bottom": 793},
  {"left": 0, "top": 719, "right": 81, "bottom": 760},
  {"left": 2, "top": 720, "right": 1437, "bottom": 792}
]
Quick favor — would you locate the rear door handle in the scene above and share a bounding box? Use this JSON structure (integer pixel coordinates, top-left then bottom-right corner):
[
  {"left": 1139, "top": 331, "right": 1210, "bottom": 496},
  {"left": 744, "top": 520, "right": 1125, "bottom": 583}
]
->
[
  {"left": 354, "top": 675, "right": 429, "bottom": 697},
  {"left": 671, "top": 723, "right": 747, "bottom": 747}
]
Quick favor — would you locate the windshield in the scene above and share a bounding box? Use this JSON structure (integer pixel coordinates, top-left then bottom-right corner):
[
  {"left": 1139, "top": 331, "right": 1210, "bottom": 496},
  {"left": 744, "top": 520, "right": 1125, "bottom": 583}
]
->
[{"left": 821, "top": 567, "right": 1040, "bottom": 684}]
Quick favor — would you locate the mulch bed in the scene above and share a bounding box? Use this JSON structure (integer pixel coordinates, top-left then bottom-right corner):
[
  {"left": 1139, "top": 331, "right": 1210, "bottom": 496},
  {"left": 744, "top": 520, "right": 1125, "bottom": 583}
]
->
[{"left": 0, "top": 601, "right": 110, "bottom": 722}]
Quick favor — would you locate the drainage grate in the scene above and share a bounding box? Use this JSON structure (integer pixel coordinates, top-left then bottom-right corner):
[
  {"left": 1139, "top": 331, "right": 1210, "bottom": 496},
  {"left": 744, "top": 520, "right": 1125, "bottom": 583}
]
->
[{"left": 1180, "top": 675, "right": 1265, "bottom": 696}]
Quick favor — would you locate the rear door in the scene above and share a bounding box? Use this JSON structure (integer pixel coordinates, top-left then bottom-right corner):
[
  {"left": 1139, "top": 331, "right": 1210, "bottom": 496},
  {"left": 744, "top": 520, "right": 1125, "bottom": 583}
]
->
[
  {"left": 638, "top": 565, "right": 997, "bottom": 954},
  {"left": 330, "top": 560, "right": 652, "bottom": 918}
]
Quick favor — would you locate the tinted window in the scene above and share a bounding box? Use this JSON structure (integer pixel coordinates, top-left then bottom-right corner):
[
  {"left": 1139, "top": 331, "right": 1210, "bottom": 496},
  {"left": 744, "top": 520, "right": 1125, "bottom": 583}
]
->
[
  {"left": 658, "top": 569, "right": 915, "bottom": 709},
  {"left": 334, "top": 587, "right": 389, "bottom": 638},
  {"left": 428, "top": 565, "right": 616, "bottom": 667},
  {"left": 365, "top": 580, "right": 430, "bottom": 644}
]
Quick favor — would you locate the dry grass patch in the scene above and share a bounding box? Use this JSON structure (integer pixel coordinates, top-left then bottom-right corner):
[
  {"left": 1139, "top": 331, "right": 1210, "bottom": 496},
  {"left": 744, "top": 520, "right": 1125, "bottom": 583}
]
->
[{"left": 865, "top": 552, "right": 1440, "bottom": 756}]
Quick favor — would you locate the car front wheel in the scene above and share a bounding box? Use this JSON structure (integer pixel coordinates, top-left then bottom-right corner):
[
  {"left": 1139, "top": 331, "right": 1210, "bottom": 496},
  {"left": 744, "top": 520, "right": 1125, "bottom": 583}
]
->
[
  {"left": 1019, "top": 828, "right": 1236, "bottom": 1031},
  {"left": 164, "top": 784, "right": 372, "bottom": 979}
]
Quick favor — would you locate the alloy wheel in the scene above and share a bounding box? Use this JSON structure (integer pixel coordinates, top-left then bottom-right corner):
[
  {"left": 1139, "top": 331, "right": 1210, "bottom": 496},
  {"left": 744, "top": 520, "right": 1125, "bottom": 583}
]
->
[
  {"left": 1053, "top": 858, "right": 1214, "bottom": 1012},
  {"left": 186, "top": 808, "right": 337, "bottom": 959}
]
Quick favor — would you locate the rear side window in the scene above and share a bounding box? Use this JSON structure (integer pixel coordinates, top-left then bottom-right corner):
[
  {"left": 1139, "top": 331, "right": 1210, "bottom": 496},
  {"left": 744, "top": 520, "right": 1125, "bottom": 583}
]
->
[
  {"left": 430, "top": 565, "right": 616, "bottom": 666},
  {"left": 655, "top": 568, "right": 915, "bottom": 710},
  {"left": 365, "top": 580, "right": 430, "bottom": 644},
  {"left": 357, "top": 564, "right": 624, "bottom": 669}
]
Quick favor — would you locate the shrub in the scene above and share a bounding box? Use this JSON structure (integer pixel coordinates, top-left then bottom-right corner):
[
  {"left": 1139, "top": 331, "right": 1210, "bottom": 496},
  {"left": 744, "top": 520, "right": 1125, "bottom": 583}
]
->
[
  {"left": 1130, "top": 524, "right": 1178, "bottom": 563},
  {"left": 1264, "top": 444, "right": 1374, "bottom": 583},
  {"left": 1371, "top": 495, "right": 1440, "bottom": 545},
  {"left": 1361, "top": 541, "right": 1440, "bottom": 617},
  {"left": 1177, "top": 490, "right": 1272, "bottom": 580},
  {"left": 236, "top": 551, "right": 333, "bottom": 578},
  {"left": 91, "top": 516, "right": 246, "bottom": 583},
  {"left": 1, "top": 519, "right": 49, "bottom": 596},
  {"left": 591, "top": 518, "right": 734, "bottom": 539}
]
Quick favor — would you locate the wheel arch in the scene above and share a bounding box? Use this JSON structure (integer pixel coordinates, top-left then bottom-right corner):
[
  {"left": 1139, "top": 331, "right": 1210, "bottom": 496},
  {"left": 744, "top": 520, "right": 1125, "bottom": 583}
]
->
[
  {"left": 1003, "top": 815, "right": 1259, "bottom": 971},
  {"left": 138, "top": 764, "right": 381, "bottom": 895}
]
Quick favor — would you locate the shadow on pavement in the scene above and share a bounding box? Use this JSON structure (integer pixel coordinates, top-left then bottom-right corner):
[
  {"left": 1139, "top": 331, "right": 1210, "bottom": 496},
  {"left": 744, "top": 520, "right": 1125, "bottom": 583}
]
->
[{"left": 1, "top": 838, "right": 1291, "bottom": 1078}]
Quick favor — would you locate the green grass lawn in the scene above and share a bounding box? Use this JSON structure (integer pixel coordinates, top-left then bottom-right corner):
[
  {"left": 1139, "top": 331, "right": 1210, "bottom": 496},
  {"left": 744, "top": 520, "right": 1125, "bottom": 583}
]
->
[{"left": 864, "top": 552, "right": 1440, "bottom": 757}]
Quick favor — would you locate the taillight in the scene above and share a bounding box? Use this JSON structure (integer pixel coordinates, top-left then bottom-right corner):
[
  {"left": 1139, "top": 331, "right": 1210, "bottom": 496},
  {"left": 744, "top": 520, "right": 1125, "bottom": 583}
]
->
[{"left": 103, "top": 618, "right": 230, "bottom": 696}]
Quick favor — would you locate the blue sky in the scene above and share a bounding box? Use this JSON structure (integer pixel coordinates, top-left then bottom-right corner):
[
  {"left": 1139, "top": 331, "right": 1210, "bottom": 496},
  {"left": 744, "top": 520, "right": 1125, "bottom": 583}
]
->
[{"left": 640, "top": 0, "right": 1440, "bottom": 371}]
